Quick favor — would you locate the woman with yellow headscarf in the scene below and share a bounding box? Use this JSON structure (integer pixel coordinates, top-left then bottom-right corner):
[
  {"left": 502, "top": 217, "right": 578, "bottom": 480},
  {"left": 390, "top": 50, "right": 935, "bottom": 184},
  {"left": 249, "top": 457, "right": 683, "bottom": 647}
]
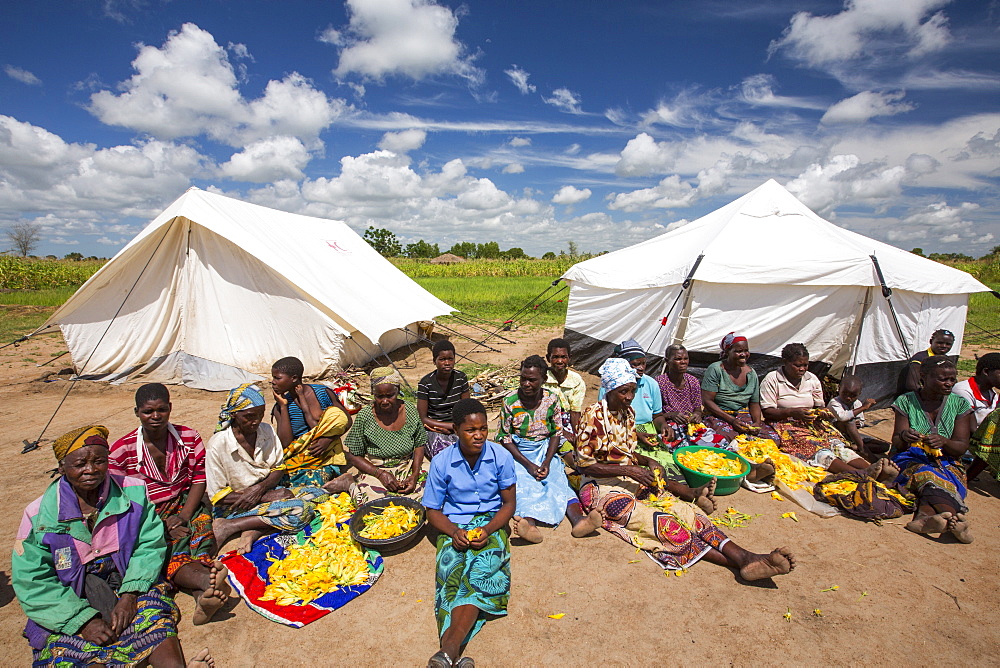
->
[{"left": 12, "top": 425, "right": 212, "bottom": 666}]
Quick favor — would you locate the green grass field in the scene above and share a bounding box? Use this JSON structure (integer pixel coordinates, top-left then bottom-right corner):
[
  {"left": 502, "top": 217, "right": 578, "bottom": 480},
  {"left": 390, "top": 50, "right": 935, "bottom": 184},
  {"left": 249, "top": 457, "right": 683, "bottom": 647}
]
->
[{"left": 414, "top": 276, "right": 567, "bottom": 327}]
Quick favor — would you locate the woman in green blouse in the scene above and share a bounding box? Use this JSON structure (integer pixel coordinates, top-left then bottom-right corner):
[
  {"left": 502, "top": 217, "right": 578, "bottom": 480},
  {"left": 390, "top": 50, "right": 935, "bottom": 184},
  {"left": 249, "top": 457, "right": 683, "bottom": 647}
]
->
[{"left": 346, "top": 367, "right": 429, "bottom": 505}]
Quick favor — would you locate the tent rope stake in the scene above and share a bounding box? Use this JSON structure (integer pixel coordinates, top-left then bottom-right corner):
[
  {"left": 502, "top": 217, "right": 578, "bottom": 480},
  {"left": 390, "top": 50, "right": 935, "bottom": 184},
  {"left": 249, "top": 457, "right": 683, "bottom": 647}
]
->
[{"left": 22, "top": 223, "right": 174, "bottom": 454}]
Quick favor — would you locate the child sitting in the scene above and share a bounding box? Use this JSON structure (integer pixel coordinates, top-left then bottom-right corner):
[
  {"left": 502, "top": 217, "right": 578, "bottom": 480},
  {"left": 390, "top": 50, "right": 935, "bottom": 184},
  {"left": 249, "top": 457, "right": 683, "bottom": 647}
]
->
[
  {"left": 828, "top": 376, "right": 886, "bottom": 457},
  {"left": 423, "top": 399, "right": 516, "bottom": 668}
]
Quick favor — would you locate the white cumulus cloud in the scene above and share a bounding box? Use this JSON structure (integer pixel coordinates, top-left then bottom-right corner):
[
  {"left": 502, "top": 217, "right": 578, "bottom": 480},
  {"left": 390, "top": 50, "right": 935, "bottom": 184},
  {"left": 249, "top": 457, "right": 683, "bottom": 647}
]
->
[
  {"left": 552, "top": 185, "right": 592, "bottom": 205},
  {"left": 509, "top": 137, "right": 531, "bottom": 147},
  {"left": 218, "top": 136, "right": 311, "bottom": 183},
  {"left": 331, "top": 0, "right": 483, "bottom": 84},
  {"left": 502, "top": 163, "right": 524, "bottom": 174},
  {"left": 821, "top": 90, "right": 916, "bottom": 124},
  {"left": 378, "top": 128, "right": 427, "bottom": 153},
  {"left": 543, "top": 88, "right": 583, "bottom": 114}
]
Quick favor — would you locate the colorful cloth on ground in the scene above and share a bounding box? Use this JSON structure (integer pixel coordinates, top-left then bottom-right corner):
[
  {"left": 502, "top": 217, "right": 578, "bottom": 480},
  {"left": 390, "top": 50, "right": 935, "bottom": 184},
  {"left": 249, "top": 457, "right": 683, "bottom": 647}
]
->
[
  {"left": 418, "top": 370, "right": 471, "bottom": 422},
  {"left": 278, "top": 406, "right": 349, "bottom": 483},
  {"left": 970, "top": 407, "right": 1000, "bottom": 481},
  {"left": 497, "top": 389, "right": 564, "bottom": 443},
  {"left": 109, "top": 423, "right": 205, "bottom": 505},
  {"left": 30, "top": 556, "right": 178, "bottom": 668},
  {"left": 285, "top": 384, "right": 335, "bottom": 439},
  {"left": 425, "top": 431, "right": 460, "bottom": 459},
  {"left": 507, "top": 434, "right": 578, "bottom": 525},
  {"left": 578, "top": 476, "right": 728, "bottom": 571},
  {"left": 598, "top": 358, "right": 638, "bottom": 394},
  {"left": 701, "top": 361, "right": 760, "bottom": 413},
  {"left": 575, "top": 400, "right": 638, "bottom": 468},
  {"left": 434, "top": 513, "right": 510, "bottom": 643},
  {"left": 213, "top": 486, "right": 330, "bottom": 533},
  {"left": 156, "top": 490, "right": 215, "bottom": 583},
  {"left": 216, "top": 383, "right": 265, "bottom": 433},
  {"left": 221, "top": 517, "right": 383, "bottom": 628},
  {"left": 52, "top": 425, "right": 108, "bottom": 462},
  {"left": 543, "top": 369, "right": 586, "bottom": 414},
  {"left": 892, "top": 391, "right": 971, "bottom": 439},
  {"left": 350, "top": 455, "right": 430, "bottom": 506},
  {"left": 656, "top": 372, "right": 702, "bottom": 416},
  {"left": 204, "top": 423, "right": 284, "bottom": 503},
  {"left": 422, "top": 441, "right": 517, "bottom": 524},
  {"left": 370, "top": 366, "right": 403, "bottom": 390},
  {"left": 953, "top": 378, "right": 1000, "bottom": 430},
  {"left": 702, "top": 408, "right": 780, "bottom": 446},
  {"left": 769, "top": 418, "right": 852, "bottom": 463},
  {"left": 813, "top": 471, "right": 912, "bottom": 521},
  {"left": 599, "top": 373, "right": 662, "bottom": 425},
  {"left": 759, "top": 368, "right": 824, "bottom": 411},
  {"left": 13, "top": 475, "right": 168, "bottom": 651},
  {"left": 345, "top": 402, "right": 427, "bottom": 460}
]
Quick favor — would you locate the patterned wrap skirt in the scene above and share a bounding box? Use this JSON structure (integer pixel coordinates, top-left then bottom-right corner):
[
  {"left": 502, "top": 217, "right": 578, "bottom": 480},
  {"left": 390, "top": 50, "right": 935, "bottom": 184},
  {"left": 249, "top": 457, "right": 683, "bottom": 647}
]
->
[
  {"left": 213, "top": 486, "right": 330, "bottom": 532},
  {"left": 509, "top": 434, "right": 578, "bottom": 526},
  {"left": 350, "top": 455, "right": 429, "bottom": 506},
  {"left": 435, "top": 513, "right": 510, "bottom": 644},
  {"left": 704, "top": 408, "right": 781, "bottom": 445},
  {"left": 156, "top": 490, "right": 216, "bottom": 583},
  {"left": 31, "top": 556, "right": 179, "bottom": 667},
  {"left": 578, "top": 474, "right": 729, "bottom": 571}
]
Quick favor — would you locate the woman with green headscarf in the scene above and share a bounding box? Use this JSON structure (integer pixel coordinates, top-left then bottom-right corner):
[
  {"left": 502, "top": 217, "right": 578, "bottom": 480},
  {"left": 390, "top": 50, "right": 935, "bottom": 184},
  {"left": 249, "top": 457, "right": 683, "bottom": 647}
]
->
[{"left": 346, "top": 367, "right": 429, "bottom": 506}]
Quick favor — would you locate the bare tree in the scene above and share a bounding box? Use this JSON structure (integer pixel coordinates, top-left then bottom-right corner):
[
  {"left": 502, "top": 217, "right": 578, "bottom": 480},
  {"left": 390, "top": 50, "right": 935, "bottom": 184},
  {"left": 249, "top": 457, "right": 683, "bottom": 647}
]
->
[{"left": 6, "top": 221, "right": 41, "bottom": 256}]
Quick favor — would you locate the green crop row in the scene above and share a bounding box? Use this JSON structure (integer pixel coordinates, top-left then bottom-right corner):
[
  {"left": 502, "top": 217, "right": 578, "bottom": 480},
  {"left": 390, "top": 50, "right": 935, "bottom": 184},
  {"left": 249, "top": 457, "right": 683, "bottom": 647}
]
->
[
  {"left": 390, "top": 257, "right": 582, "bottom": 277},
  {"left": 0, "top": 257, "right": 104, "bottom": 290}
]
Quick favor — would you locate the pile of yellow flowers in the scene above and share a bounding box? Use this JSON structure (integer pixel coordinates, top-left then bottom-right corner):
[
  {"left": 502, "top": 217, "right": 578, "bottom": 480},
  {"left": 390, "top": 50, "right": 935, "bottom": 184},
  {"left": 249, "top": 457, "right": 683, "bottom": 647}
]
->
[
  {"left": 735, "top": 436, "right": 827, "bottom": 490},
  {"left": 359, "top": 503, "right": 421, "bottom": 540},
  {"left": 676, "top": 448, "right": 747, "bottom": 477},
  {"left": 259, "top": 493, "right": 369, "bottom": 606}
]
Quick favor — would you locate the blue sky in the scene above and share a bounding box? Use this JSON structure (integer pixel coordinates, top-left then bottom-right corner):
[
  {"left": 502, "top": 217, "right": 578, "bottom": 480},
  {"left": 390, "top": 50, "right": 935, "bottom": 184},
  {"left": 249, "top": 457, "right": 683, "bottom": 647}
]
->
[{"left": 1, "top": 0, "right": 998, "bottom": 258}]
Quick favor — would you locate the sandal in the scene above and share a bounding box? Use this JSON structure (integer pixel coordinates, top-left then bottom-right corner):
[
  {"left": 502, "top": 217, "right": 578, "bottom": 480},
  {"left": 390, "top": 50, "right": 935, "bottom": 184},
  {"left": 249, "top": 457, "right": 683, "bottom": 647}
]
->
[
  {"left": 454, "top": 658, "right": 475, "bottom": 667},
  {"left": 427, "top": 651, "right": 452, "bottom": 668}
]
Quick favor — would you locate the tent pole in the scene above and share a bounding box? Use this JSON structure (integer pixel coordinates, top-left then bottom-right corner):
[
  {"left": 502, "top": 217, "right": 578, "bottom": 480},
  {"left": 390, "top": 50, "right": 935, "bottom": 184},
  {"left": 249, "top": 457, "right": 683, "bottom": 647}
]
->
[
  {"left": 649, "top": 254, "right": 704, "bottom": 353},
  {"left": 869, "top": 255, "right": 908, "bottom": 353},
  {"left": 847, "top": 286, "right": 873, "bottom": 376},
  {"left": 449, "top": 313, "right": 516, "bottom": 344}
]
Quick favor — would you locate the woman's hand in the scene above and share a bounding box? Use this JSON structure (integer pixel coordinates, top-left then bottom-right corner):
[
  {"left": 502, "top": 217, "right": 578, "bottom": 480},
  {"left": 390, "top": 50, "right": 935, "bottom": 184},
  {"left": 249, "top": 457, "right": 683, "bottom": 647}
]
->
[
  {"left": 533, "top": 461, "right": 549, "bottom": 481},
  {"left": 165, "top": 514, "right": 191, "bottom": 541},
  {"left": 451, "top": 526, "right": 471, "bottom": 551},
  {"left": 79, "top": 616, "right": 116, "bottom": 646},
  {"left": 468, "top": 528, "right": 489, "bottom": 550},
  {"left": 899, "top": 428, "right": 923, "bottom": 444},
  {"left": 376, "top": 468, "right": 401, "bottom": 492},
  {"left": 626, "top": 465, "right": 656, "bottom": 488},
  {"left": 397, "top": 472, "right": 418, "bottom": 495},
  {"left": 307, "top": 438, "right": 328, "bottom": 458},
  {"left": 110, "top": 592, "right": 138, "bottom": 637},
  {"left": 788, "top": 407, "right": 812, "bottom": 421},
  {"left": 272, "top": 390, "right": 288, "bottom": 407},
  {"left": 231, "top": 483, "right": 267, "bottom": 512},
  {"left": 924, "top": 434, "right": 948, "bottom": 448}
]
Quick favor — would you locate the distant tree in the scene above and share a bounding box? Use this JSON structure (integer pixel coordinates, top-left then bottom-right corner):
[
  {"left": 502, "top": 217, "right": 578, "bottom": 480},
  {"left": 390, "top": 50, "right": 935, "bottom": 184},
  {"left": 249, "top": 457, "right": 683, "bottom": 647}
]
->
[
  {"left": 363, "top": 226, "right": 402, "bottom": 257},
  {"left": 84, "top": 256, "right": 99, "bottom": 261},
  {"left": 6, "top": 221, "right": 40, "bottom": 257},
  {"left": 405, "top": 239, "right": 440, "bottom": 259},
  {"left": 910, "top": 248, "right": 924, "bottom": 256},
  {"left": 567, "top": 240, "right": 579, "bottom": 257},
  {"left": 448, "top": 242, "right": 477, "bottom": 258},
  {"left": 541, "top": 251, "right": 556, "bottom": 260},
  {"left": 501, "top": 247, "right": 527, "bottom": 260},
  {"left": 987, "top": 245, "right": 1000, "bottom": 258},
  {"left": 64, "top": 252, "right": 84, "bottom": 261},
  {"left": 476, "top": 241, "right": 501, "bottom": 259}
]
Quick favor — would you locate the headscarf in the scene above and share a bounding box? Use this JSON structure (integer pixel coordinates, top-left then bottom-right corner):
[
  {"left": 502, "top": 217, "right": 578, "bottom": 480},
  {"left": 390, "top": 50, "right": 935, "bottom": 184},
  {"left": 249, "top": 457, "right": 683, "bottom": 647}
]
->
[
  {"left": 599, "top": 358, "right": 639, "bottom": 394},
  {"left": 720, "top": 331, "right": 748, "bottom": 359},
  {"left": 370, "top": 366, "right": 403, "bottom": 392},
  {"left": 53, "top": 425, "right": 109, "bottom": 462},
  {"left": 216, "top": 383, "right": 265, "bottom": 433},
  {"left": 613, "top": 338, "right": 646, "bottom": 361}
]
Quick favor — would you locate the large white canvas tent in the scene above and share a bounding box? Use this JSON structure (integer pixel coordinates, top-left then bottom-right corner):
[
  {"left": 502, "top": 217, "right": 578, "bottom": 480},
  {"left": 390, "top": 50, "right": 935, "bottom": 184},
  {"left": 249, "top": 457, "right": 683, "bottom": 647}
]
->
[
  {"left": 562, "top": 179, "right": 992, "bottom": 400},
  {"left": 36, "top": 187, "right": 453, "bottom": 390}
]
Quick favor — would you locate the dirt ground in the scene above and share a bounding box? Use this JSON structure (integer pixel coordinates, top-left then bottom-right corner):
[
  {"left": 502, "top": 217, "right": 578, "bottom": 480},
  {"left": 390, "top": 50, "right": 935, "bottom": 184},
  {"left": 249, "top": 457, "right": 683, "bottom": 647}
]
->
[{"left": 2, "top": 325, "right": 1000, "bottom": 666}]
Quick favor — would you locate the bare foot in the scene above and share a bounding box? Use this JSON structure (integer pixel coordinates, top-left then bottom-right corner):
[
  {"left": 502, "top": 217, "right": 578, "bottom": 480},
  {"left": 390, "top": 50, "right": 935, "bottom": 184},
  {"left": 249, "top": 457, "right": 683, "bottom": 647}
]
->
[
  {"left": 187, "top": 648, "right": 215, "bottom": 668},
  {"left": 746, "top": 459, "right": 775, "bottom": 483},
  {"left": 739, "top": 547, "right": 796, "bottom": 581},
  {"left": 905, "top": 511, "right": 952, "bottom": 535},
  {"left": 237, "top": 530, "right": 264, "bottom": 554},
  {"left": 876, "top": 459, "right": 899, "bottom": 484},
  {"left": 947, "top": 513, "right": 974, "bottom": 544},
  {"left": 694, "top": 478, "right": 717, "bottom": 515},
  {"left": 512, "top": 516, "right": 543, "bottom": 544},
  {"left": 193, "top": 562, "right": 232, "bottom": 625},
  {"left": 866, "top": 458, "right": 884, "bottom": 480},
  {"left": 571, "top": 510, "right": 603, "bottom": 538},
  {"left": 322, "top": 472, "right": 355, "bottom": 494}
]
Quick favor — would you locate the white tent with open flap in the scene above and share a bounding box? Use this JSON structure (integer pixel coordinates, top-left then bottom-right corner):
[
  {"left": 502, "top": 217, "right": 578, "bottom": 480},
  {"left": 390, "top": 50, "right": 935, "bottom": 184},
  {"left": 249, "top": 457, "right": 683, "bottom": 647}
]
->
[
  {"left": 561, "top": 179, "right": 994, "bottom": 401},
  {"left": 34, "top": 187, "right": 454, "bottom": 391}
]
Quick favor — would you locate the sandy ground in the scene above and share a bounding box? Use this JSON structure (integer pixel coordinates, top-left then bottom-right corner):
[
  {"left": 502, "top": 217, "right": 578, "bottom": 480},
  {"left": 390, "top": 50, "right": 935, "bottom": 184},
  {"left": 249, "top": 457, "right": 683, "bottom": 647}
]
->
[{"left": 2, "top": 325, "right": 1000, "bottom": 666}]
